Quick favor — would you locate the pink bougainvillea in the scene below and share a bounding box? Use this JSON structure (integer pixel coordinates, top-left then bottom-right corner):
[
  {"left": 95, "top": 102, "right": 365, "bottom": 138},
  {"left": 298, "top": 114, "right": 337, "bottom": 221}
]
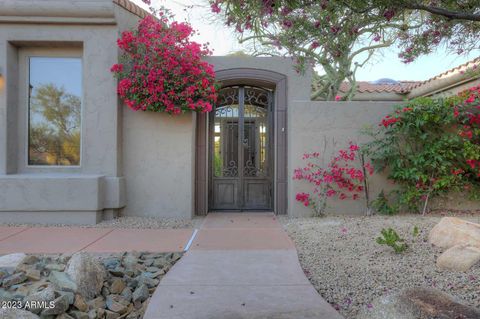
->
[
  {"left": 111, "top": 13, "right": 217, "bottom": 114},
  {"left": 293, "top": 143, "right": 373, "bottom": 216},
  {"left": 456, "top": 85, "right": 480, "bottom": 177}
]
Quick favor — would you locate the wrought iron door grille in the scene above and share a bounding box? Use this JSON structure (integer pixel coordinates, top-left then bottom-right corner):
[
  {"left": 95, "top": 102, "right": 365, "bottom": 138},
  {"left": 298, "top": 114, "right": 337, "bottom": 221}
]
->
[{"left": 209, "top": 86, "right": 273, "bottom": 210}]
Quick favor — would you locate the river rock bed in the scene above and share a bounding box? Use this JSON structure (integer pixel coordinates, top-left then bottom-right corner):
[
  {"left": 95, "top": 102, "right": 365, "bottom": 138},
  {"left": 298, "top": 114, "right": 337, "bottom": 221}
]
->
[
  {"left": 0, "top": 251, "right": 182, "bottom": 318},
  {"left": 281, "top": 215, "right": 480, "bottom": 319}
]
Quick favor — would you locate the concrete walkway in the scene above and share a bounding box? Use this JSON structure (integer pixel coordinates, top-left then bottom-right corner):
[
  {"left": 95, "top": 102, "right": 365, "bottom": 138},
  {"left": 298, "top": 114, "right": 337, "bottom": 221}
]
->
[
  {"left": 0, "top": 226, "right": 192, "bottom": 254},
  {"left": 144, "top": 213, "right": 343, "bottom": 319}
]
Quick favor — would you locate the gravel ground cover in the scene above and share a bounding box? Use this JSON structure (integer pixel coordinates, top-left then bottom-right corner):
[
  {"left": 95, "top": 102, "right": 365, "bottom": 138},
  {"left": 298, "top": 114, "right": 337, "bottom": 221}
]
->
[
  {"left": 281, "top": 215, "right": 480, "bottom": 319},
  {"left": 0, "top": 251, "right": 183, "bottom": 318},
  {"left": 1, "top": 216, "right": 196, "bottom": 229}
]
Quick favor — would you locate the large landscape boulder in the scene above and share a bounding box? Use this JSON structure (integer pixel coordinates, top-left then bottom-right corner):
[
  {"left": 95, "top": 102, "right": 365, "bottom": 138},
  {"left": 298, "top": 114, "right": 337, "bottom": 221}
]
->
[
  {"left": 429, "top": 217, "right": 480, "bottom": 249},
  {"left": 66, "top": 252, "right": 105, "bottom": 300},
  {"left": 358, "top": 287, "right": 480, "bottom": 319},
  {"left": 0, "top": 253, "right": 27, "bottom": 273},
  {"left": 437, "top": 244, "right": 480, "bottom": 272}
]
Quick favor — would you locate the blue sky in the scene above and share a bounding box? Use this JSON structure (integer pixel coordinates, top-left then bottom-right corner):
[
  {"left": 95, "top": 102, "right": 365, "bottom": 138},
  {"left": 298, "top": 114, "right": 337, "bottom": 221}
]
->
[
  {"left": 30, "top": 57, "right": 82, "bottom": 96},
  {"left": 133, "top": 0, "right": 478, "bottom": 82}
]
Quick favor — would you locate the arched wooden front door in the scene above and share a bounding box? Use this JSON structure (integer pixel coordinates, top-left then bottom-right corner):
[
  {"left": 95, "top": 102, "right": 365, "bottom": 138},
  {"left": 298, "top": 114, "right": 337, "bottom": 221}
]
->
[{"left": 209, "top": 86, "right": 274, "bottom": 211}]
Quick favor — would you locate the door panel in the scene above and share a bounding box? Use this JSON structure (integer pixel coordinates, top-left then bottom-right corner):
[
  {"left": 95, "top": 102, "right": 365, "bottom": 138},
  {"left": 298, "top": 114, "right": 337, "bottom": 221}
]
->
[
  {"left": 243, "top": 179, "right": 270, "bottom": 209},
  {"left": 213, "top": 180, "right": 239, "bottom": 209},
  {"left": 210, "top": 86, "right": 273, "bottom": 211}
]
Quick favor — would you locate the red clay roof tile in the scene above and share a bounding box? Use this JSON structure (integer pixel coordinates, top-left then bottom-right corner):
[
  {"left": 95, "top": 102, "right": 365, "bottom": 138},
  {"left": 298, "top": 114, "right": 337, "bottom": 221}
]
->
[{"left": 112, "top": 0, "right": 149, "bottom": 18}]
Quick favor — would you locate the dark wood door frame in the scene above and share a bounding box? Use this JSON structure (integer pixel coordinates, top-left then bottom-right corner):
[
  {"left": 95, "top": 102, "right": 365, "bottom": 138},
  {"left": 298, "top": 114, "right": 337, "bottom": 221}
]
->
[{"left": 195, "top": 68, "right": 287, "bottom": 215}]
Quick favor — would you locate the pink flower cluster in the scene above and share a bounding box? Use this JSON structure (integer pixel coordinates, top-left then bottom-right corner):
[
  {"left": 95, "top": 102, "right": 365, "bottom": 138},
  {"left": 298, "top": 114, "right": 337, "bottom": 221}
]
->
[
  {"left": 294, "top": 143, "right": 373, "bottom": 211},
  {"left": 111, "top": 15, "right": 217, "bottom": 114},
  {"left": 379, "top": 107, "right": 413, "bottom": 128},
  {"left": 455, "top": 85, "right": 480, "bottom": 177},
  {"left": 296, "top": 192, "right": 310, "bottom": 207}
]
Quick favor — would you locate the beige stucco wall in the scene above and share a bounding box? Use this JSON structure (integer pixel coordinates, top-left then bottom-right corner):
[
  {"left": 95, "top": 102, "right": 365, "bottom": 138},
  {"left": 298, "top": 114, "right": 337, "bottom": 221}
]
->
[
  {"left": 429, "top": 78, "right": 480, "bottom": 99},
  {"left": 0, "top": 0, "right": 126, "bottom": 224},
  {"left": 206, "top": 56, "right": 312, "bottom": 101},
  {"left": 121, "top": 110, "right": 196, "bottom": 218},
  {"left": 288, "top": 101, "right": 398, "bottom": 217}
]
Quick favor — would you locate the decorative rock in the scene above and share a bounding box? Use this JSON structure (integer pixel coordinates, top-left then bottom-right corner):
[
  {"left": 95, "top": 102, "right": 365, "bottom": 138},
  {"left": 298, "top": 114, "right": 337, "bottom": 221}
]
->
[
  {"left": 143, "top": 269, "right": 165, "bottom": 278},
  {"left": 357, "top": 287, "right": 480, "bottom": 319},
  {"left": 0, "top": 253, "right": 27, "bottom": 272},
  {"left": 437, "top": 244, "right": 480, "bottom": 271},
  {"left": 96, "top": 308, "right": 105, "bottom": 318},
  {"left": 15, "top": 284, "right": 30, "bottom": 296},
  {"left": 105, "top": 309, "right": 121, "bottom": 319},
  {"left": 66, "top": 252, "right": 105, "bottom": 299},
  {"left": 101, "top": 286, "right": 110, "bottom": 297},
  {"left": 106, "top": 294, "right": 130, "bottom": 315},
  {"left": 168, "top": 252, "right": 182, "bottom": 262},
  {"left": 45, "top": 263, "right": 66, "bottom": 272},
  {"left": 23, "top": 286, "right": 55, "bottom": 314},
  {"left": 136, "top": 274, "right": 158, "bottom": 288},
  {"left": 429, "top": 217, "right": 480, "bottom": 249},
  {"left": 69, "top": 310, "right": 89, "bottom": 319},
  {"left": 28, "top": 280, "right": 49, "bottom": 292},
  {"left": 123, "top": 255, "right": 138, "bottom": 270},
  {"left": 153, "top": 258, "right": 167, "bottom": 268},
  {"left": 0, "top": 252, "right": 180, "bottom": 319},
  {"left": 0, "top": 268, "right": 8, "bottom": 280},
  {"left": 145, "top": 266, "right": 160, "bottom": 273},
  {"left": 132, "top": 284, "right": 149, "bottom": 304},
  {"left": 41, "top": 294, "right": 70, "bottom": 316},
  {"left": 87, "top": 309, "right": 98, "bottom": 319},
  {"left": 103, "top": 258, "right": 121, "bottom": 270},
  {"left": 87, "top": 296, "right": 105, "bottom": 309},
  {"left": 142, "top": 259, "right": 154, "bottom": 267},
  {"left": 48, "top": 271, "right": 77, "bottom": 292},
  {"left": 109, "top": 267, "right": 125, "bottom": 277},
  {"left": 58, "top": 254, "right": 72, "bottom": 264},
  {"left": 0, "top": 288, "right": 13, "bottom": 302},
  {"left": 26, "top": 269, "right": 41, "bottom": 281},
  {"left": 2, "top": 272, "right": 27, "bottom": 287},
  {"left": 0, "top": 308, "right": 40, "bottom": 319},
  {"left": 121, "top": 287, "right": 133, "bottom": 302},
  {"left": 110, "top": 278, "right": 126, "bottom": 294},
  {"left": 22, "top": 255, "right": 39, "bottom": 265},
  {"left": 73, "top": 294, "right": 88, "bottom": 312},
  {"left": 58, "top": 290, "right": 75, "bottom": 305}
]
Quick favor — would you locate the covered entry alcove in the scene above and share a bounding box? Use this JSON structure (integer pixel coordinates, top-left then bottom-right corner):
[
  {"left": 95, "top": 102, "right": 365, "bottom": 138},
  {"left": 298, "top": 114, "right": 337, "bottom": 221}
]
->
[
  {"left": 195, "top": 67, "right": 288, "bottom": 215},
  {"left": 210, "top": 85, "right": 273, "bottom": 210}
]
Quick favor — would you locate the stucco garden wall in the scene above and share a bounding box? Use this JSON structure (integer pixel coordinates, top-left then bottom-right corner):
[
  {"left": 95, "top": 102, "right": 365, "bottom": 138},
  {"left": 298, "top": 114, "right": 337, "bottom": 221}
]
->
[
  {"left": 121, "top": 111, "right": 196, "bottom": 218},
  {"left": 288, "top": 101, "right": 398, "bottom": 217}
]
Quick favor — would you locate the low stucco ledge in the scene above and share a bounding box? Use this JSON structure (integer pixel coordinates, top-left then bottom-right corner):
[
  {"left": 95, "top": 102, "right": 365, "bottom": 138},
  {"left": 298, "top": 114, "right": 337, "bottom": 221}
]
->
[
  {"left": 0, "top": 174, "right": 125, "bottom": 224},
  {"left": 0, "top": 0, "right": 121, "bottom": 25}
]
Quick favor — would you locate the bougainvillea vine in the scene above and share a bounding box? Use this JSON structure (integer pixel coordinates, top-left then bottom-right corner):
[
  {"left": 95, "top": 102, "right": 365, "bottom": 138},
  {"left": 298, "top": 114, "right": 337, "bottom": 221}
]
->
[
  {"left": 111, "top": 12, "right": 217, "bottom": 114},
  {"left": 293, "top": 143, "right": 373, "bottom": 216},
  {"left": 364, "top": 85, "right": 480, "bottom": 214}
]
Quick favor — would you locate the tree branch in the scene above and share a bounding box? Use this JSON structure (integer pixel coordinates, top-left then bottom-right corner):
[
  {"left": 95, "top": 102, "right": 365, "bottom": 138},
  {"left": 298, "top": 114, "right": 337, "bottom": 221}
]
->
[
  {"left": 406, "top": 4, "right": 480, "bottom": 22},
  {"left": 349, "top": 40, "right": 393, "bottom": 59}
]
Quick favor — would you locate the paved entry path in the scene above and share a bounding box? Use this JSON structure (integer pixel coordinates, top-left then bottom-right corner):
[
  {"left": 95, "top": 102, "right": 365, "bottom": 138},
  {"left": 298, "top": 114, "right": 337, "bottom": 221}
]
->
[
  {"left": 0, "top": 226, "right": 192, "bottom": 254},
  {"left": 144, "top": 213, "right": 344, "bottom": 319}
]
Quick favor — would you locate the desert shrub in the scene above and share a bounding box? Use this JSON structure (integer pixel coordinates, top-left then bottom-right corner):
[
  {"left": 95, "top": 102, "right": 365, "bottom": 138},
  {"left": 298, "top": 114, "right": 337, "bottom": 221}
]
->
[
  {"left": 364, "top": 86, "right": 480, "bottom": 214},
  {"left": 293, "top": 143, "right": 373, "bottom": 216},
  {"left": 376, "top": 228, "right": 408, "bottom": 253}
]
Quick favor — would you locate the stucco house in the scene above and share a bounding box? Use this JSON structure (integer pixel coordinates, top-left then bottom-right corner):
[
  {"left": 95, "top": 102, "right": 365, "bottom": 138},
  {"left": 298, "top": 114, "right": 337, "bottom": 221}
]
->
[
  {"left": 0, "top": 0, "right": 477, "bottom": 224},
  {"left": 339, "top": 57, "right": 480, "bottom": 101}
]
